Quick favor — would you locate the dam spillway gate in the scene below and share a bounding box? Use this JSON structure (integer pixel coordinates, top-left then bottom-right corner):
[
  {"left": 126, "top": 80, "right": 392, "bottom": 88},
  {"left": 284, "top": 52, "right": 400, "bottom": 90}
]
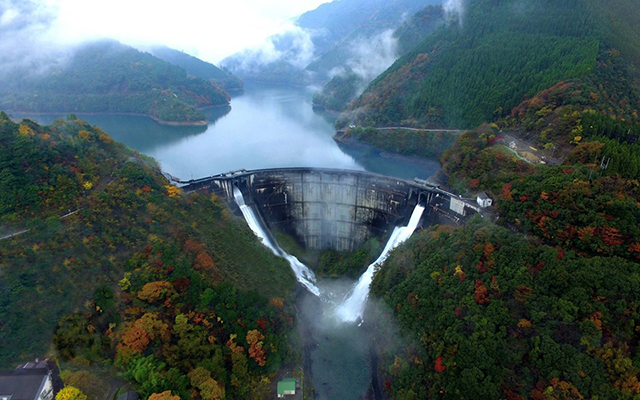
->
[{"left": 180, "top": 168, "right": 480, "bottom": 252}]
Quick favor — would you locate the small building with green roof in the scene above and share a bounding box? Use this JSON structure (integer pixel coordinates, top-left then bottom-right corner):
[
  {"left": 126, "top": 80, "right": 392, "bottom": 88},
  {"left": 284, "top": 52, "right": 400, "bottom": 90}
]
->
[{"left": 277, "top": 377, "right": 296, "bottom": 398}]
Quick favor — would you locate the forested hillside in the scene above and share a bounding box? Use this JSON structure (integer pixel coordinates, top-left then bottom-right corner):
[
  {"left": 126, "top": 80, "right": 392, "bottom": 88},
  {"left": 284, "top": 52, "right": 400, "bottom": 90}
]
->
[
  {"left": 372, "top": 120, "right": 640, "bottom": 398},
  {"left": 221, "top": 0, "right": 439, "bottom": 85},
  {"left": 343, "top": 0, "right": 640, "bottom": 129},
  {"left": 436, "top": 51, "right": 640, "bottom": 267},
  {"left": 372, "top": 219, "right": 640, "bottom": 399},
  {"left": 363, "top": 2, "right": 640, "bottom": 398},
  {"left": 0, "top": 112, "right": 296, "bottom": 399},
  {"left": 334, "top": 126, "right": 458, "bottom": 159},
  {"left": 0, "top": 41, "right": 231, "bottom": 124},
  {"left": 149, "top": 46, "right": 244, "bottom": 92},
  {"left": 313, "top": 5, "right": 444, "bottom": 111}
]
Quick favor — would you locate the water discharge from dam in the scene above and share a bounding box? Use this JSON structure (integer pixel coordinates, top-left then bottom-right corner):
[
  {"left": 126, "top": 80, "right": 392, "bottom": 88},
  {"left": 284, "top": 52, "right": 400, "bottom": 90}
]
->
[
  {"left": 336, "top": 204, "right": 425, "bottom": 323},
  {"left": 233, "top": 187, "right": 322, "bottom": 296},
  {"left": 234, "top": 177, "right": 428, "bottom": 399},
  {"left": 234, "top": 184, "right": 426, "bottom": 318}
]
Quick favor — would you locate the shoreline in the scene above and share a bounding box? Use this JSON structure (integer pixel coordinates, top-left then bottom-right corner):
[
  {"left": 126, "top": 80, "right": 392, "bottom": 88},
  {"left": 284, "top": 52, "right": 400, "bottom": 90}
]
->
[
  {"left": 4, "top": 103, "right": 231, "bottom": 127},
  {"left": 333, "top": 133, "right": 444, "bottom": 167}
]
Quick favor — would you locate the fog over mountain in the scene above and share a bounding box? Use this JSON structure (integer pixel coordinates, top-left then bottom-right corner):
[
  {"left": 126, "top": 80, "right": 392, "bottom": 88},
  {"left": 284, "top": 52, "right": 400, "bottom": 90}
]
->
[
  {"left": 0, "top": 0, "right": 73, "bottom": 77},
  {"left": 443, "top": 0, "right": 465, "bottom": 23},
  {"left": 222, "top": 0, "right": 442, "bottom": 85},
  {"left": 312, "top": 3, "right": 445, "bottom": 111},
  {"left": 0, "top": 0, "right": 333, "bottom": 66}
]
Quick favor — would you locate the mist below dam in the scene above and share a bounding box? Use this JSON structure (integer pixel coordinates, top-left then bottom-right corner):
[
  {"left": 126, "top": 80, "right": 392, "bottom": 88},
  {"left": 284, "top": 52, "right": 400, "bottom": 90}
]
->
[{"left": 233, "top": 185, "right": 427, "bottom": 399}]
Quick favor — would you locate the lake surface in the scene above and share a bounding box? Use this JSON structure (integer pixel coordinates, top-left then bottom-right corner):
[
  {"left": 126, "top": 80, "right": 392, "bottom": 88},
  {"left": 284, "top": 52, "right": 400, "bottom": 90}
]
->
[{"left": 11, "top": 82, "right": 439, "bottom": 181}]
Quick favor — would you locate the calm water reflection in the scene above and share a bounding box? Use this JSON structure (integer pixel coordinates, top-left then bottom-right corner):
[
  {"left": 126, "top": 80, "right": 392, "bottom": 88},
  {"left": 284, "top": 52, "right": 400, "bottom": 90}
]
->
[{"left": 10, "top": 83, "right": 439, "bottom": 180}]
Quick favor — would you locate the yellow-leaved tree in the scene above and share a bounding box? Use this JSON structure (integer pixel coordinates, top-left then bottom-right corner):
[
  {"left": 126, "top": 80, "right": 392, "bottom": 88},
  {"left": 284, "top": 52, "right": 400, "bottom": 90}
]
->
[
  {"left": 188, "top": 367, "right": 225, "bottom": 400},
  {"left": 136, "top": 281, "right": 175, "bottom": 303},
  {"left": 18, "top": 124, "right": 35, "bottom": 136},
  {"left": 165, "top": 185, "right": 181, "bottom": 198},
  {"left": 56, "top": 387, "right": 88, "bottom": 400},
  {"left": 148, "top": 391, "right": 180, "bottom": 400},
  {"left": 246, "top": 329, "right": 267, "bottom": 366}
]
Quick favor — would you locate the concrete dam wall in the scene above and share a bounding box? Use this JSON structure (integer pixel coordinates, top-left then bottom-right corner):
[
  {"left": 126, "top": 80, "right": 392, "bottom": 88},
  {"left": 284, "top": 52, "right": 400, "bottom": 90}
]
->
[
  {"left": 181, "top": 168, "right": 480, "bottom": 252},
  {"left": 249, "top": 170, "right": 416, "bottom": 252}
]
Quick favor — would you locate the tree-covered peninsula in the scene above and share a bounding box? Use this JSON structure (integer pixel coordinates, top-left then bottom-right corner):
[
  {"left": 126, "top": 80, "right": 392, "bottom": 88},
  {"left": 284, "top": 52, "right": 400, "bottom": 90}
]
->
[
  {"left": 0, "top": 41, "right": 231, "bottom": 125},
  {"left": 148, "top": 46, "right": 244, "bottom": 93}
]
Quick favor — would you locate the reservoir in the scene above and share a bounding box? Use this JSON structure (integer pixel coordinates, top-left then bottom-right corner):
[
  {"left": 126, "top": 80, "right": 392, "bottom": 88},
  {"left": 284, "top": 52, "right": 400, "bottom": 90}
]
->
[{"left": 10, "top": 82, "right": 439, "bottom": 181}]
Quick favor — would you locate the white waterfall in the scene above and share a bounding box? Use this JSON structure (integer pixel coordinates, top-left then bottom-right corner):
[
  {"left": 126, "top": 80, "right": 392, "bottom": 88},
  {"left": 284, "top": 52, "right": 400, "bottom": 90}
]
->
[
  {"left": 233, "top": 187, "right": 321, "bottom": 296},
  {"left": 336, "top": 204, "right": 425, "bottom": 323},
  {"left": 233, "top": 185, "right": 425, "bottom": 312}
]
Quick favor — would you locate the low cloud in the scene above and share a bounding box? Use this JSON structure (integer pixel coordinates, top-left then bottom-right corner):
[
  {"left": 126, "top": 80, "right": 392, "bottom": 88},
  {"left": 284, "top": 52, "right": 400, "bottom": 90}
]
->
[
  {"left": 222, "top": 25, "right": 317, "bottom": 74},
  {"left": 443, "top": 0, "right": 465, "bottom": 24},
  {"left": 347, "top": 29, "right": 398, "bottom": 92},
  {"left": 0, "top": 1, "right": 75, "bottom": 78},
  {"left": 321, "top": 29, "right": 399, "bottom": 100}
]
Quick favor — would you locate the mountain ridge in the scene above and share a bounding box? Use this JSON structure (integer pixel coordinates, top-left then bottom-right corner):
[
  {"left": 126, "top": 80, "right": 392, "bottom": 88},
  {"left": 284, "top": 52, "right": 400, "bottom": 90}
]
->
[
  {"left": 221, "top": 0, "right": 440, "bottom": 85},
  {"left": 148, "top": 46, "right": 244, "bottom": 93},
  {"left": 339, "top": 0, "right": 640, "bottom": 129},
  {"left": 0, "top": 40, "right": 231, "bottom": 125}
]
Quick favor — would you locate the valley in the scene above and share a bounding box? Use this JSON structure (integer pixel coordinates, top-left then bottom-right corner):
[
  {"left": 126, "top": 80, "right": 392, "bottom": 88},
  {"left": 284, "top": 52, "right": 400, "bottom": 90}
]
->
[{"left": 2, "top": 0, "right": 640, "bottom": 399}]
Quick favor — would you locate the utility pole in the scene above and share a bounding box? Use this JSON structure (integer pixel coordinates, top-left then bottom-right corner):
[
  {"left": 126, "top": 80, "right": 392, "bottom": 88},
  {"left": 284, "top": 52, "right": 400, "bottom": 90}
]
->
[
  {"left": 599, "top": 156, "right": 611, "bottom": 177},
  {"left": 589, "top": 155, "right": 598, "bottom": 180}
]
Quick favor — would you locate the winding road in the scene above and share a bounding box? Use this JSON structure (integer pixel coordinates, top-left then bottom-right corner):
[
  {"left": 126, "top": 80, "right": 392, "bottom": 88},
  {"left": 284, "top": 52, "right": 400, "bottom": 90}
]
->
[{"left": 374, "top": 126, "right": 465, "bottom": 133}]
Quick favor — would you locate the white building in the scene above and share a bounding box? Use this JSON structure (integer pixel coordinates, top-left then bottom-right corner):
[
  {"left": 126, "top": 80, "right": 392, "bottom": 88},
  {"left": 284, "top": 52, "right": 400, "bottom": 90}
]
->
[
  {"left": 0, "top": 360, "right": 60, "bottom": 400},
  {"left": 477, "top": 192, "right": 493, "bottom": 208}
]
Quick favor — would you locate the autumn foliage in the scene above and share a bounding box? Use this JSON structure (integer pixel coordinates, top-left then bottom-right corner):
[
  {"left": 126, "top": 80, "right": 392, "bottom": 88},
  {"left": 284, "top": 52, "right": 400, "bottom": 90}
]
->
[
  {"left": 165, "top": 185, "right": 181, "bottom": 198},
  {"left": 473, "top": 280, "right": 489, "bottom": 305},
  {"left": 56, "top": 387, "right": 87, "bottom": 400},
  {"left": 148, "top": 392, "right": 180, "bottom": 400},
  {"left": 1, "top": 115, "right": 295, "bottom": 400},
  {"left": 434, "top": 356, "right": 446, "bottom": 373},
  {"left": 136, "top": 281, "right": 174, "bottom": 303},
  {"left": 189, "top": 367, "right": 225, "bottom": 400},
  {"left": 117, "top": 325, "right": 150, "bottom": 355},
  {"left": 372, "top": 216, "right": 640, "bottom": 399},
  {"left": 183, "top": 239, "right": 216, "bottom": 271},
  {"left": 246, "top": 329, "right": 267, "bottom": 367}
]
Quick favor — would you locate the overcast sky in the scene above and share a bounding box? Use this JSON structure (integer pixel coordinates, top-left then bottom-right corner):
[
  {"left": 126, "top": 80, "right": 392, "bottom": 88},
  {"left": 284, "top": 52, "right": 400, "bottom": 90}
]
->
[{"left": 1, "top": 0, "right": 333, "bottom": 64}]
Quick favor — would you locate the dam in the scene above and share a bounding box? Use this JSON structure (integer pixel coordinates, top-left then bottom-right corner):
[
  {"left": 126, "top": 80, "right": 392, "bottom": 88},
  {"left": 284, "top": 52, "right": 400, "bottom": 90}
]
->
[
  {"left": 179, "top": 168, "right": 482, "bottom": 400},
  {"left": 179, "top": 168, "right": 481, "bottom": 252}
]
